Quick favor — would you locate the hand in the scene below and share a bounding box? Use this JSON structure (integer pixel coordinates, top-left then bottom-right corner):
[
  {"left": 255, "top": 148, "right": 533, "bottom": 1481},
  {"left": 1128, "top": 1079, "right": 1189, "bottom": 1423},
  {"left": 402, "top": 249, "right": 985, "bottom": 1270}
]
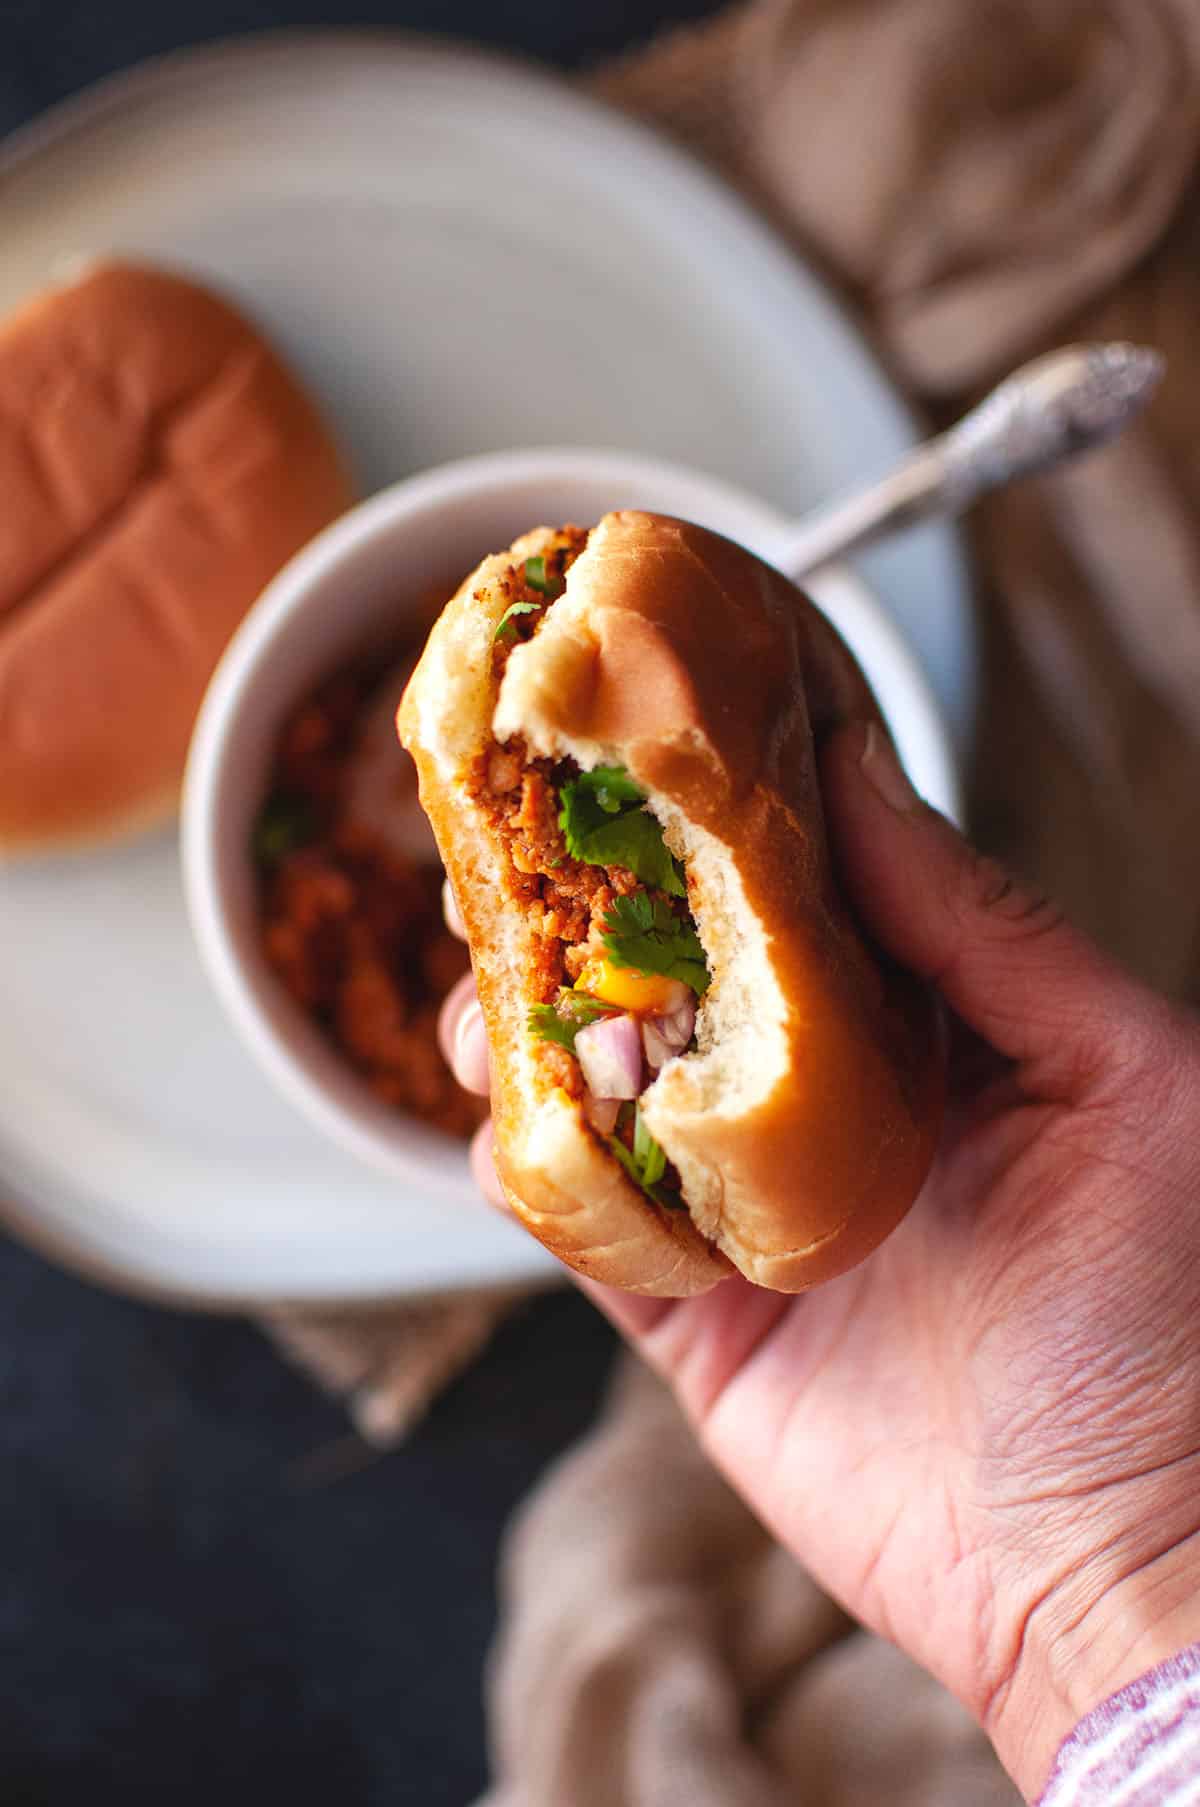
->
[{"left": 439, "top": 722, "right": 1200, "bottom": 1799}]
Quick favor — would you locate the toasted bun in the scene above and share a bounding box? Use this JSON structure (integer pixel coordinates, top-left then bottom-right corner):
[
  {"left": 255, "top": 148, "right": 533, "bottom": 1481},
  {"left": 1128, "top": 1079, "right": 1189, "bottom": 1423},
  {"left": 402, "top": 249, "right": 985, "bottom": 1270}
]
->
[
  {"left": 400, "top": 512, "right": 944, "bottom": 1295},
  {"left": 0, "top": 261, "right": 355, "bottom": 857}
]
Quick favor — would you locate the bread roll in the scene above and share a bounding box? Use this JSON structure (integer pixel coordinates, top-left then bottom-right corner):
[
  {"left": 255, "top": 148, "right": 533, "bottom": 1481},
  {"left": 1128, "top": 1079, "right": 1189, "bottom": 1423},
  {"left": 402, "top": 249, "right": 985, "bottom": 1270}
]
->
[
  {"left": 0, "top": 260, "right": 355, "bottom": 856},
  {"left": 399, "top": 512, "right": 944, "bottom": 1296}
]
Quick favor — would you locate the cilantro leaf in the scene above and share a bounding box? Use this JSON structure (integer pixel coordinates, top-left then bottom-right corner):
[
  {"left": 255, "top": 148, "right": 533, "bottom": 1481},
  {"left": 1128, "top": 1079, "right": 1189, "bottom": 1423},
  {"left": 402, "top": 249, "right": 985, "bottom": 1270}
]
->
[
  {"left": 528, "top": 990, "right": 616, "bottom": 1052},
  {"left": 601, "top": 893, "right": 710, "bottom": 996},
  {"left": 609, "top": 1105, "right": 672, "bottom": 1204},
  {"left": 494, "top": 599, "right": 542, "bottom": 643},
  {"left": 571, "top": 813, "right": 685, "bottom": 894},
  {"left": 527, "top": 1005, "right": 577, "bottom": 1051},
  {"left": 524, "top": 555, "right": 566, "bottom": 598},
  {"left": 580, "top": 766, "right": 646, "bottom": 814},
  {"left": 558, "top": 766, "right": 685, "bottom": 896}
]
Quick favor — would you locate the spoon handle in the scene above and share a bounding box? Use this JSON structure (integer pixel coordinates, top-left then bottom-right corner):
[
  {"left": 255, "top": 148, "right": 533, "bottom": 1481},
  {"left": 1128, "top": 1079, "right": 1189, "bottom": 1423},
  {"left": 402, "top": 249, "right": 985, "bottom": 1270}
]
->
[{"left": 777, "top": 342, "right": 1164, "bottom": 579}]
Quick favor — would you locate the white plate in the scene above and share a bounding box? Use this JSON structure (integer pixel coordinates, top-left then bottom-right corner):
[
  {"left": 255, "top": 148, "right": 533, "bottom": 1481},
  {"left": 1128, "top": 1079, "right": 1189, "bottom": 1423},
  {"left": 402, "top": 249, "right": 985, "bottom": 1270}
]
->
[{"left": 0, "top": 33, "right": 975, "bottom": 1305}]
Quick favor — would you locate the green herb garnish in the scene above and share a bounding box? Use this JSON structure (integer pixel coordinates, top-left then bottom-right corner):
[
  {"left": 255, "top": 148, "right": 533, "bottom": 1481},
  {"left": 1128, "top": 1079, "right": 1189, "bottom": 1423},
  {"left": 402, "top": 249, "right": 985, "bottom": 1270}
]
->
[
  {"left": 576, "top": 765, "right": 645, "bottom": 814},
  {"left": 558, "top": 766, "right": 685, "bottom": 896},
  {"left": 494, "top": 599, "right": 542, "bottom": 643},
  {"left": 494, "top": 551, "right": 567, "bottom": 638},
  {"left": 254, "top": 793, "right": 314, "bottom": 867},
  {"left": 528, "top": 989, "right": 616, "bottom": 1052},
  {"left": 634, "top": 1107, "right": 667, "bottom": 1187},
  {"left": 609, "top": 1104, "right": 671, "bottom": 1204},
  {"left": 601, "top": 893, "right": 710, "bottom": 996},
  {"left": 524, "top": 555, "right": 565, "bottom": 598}
]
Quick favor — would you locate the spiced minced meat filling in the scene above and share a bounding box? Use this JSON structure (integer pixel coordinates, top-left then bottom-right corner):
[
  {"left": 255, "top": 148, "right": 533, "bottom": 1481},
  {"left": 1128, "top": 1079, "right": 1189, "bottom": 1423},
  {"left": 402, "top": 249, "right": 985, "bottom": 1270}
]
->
[
  {"left": 469, "top": 529, "right": 693, "bottom": 1193},
  {"left": 256, "top": 653, "right": 485, "bottom": 1140}
]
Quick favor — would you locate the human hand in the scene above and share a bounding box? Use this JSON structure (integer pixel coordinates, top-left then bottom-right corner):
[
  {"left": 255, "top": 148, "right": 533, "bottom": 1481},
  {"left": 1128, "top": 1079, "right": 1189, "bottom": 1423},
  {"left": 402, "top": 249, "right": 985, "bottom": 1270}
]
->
[{"left": 439, "top": 722, "right": 1200, "bottom": 1799}]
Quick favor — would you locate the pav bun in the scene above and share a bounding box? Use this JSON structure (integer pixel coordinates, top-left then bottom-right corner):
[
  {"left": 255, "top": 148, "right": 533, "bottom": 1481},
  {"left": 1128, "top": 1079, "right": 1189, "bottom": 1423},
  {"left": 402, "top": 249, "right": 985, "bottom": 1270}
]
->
[
  {"left": 0, "top": 260, "right": 355, "bottom": 857},
  {"left": 399, "top": 512, "right": 944, "bottom": 1296}
]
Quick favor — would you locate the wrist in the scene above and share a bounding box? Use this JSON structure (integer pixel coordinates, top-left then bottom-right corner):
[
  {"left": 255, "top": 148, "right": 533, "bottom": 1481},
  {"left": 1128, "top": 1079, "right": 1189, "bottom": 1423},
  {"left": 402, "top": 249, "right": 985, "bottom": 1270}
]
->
[{"left": 987, "top": 1530, "right": 1200, "bottom": 1800}]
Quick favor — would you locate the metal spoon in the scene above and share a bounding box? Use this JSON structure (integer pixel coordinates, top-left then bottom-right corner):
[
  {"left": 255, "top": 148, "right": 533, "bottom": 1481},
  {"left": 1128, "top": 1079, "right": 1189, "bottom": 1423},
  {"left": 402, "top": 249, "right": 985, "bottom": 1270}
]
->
[{"left": 777, "top": 342, "right": 1165, "bottom": 578}]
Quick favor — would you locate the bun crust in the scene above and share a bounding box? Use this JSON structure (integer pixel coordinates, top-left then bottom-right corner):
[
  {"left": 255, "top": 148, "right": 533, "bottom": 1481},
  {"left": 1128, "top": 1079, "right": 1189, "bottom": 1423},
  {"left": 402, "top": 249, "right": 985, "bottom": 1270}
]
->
[
  {"left": 400, "top": 512, "right": 944, "bottom": 1295},
  {"left": 0, "top": 261, "right": 355, "bottom": 856}
]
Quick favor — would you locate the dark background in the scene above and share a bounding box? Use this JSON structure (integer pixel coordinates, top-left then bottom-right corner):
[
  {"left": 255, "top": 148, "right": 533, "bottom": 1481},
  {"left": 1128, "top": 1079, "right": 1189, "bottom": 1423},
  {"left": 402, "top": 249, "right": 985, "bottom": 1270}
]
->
[
  {"left": 0, "top": 0, "right": 724, "bottom": 122},
  {"left": 0, "top": 5, "right": 724, "bottom": 1804}
]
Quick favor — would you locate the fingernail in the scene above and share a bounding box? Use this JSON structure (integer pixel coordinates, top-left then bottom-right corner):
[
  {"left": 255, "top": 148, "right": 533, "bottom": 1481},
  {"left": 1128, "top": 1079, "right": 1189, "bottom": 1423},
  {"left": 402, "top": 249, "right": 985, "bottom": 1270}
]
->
[
  {"left": 860, "top": 722, "right": 919, "bottom": 812},
  {"left": 453, "top": 998, "right": 486, "bottom": 1075}
]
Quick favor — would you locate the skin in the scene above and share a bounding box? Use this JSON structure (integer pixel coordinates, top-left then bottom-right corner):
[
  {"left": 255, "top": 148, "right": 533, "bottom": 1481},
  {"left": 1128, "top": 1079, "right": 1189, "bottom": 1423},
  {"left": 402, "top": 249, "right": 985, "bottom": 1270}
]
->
[{"left": 438, "top": 720, "right": 1200, "bottom": 1799}]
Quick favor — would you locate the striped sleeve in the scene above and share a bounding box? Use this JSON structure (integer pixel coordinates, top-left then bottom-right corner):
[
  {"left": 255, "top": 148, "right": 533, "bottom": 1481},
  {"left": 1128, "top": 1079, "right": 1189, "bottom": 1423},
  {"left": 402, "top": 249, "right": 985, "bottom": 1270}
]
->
[{"left": 1037, "top": 1643, "right": 1200, "bottom": 1805}]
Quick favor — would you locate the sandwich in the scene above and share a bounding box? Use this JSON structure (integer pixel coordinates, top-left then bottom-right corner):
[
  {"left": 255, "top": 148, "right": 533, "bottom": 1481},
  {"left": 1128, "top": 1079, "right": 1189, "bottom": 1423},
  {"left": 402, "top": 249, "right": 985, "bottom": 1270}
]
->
[{"left": 398, "top": 511, "right": 943, "bottom": 1295}]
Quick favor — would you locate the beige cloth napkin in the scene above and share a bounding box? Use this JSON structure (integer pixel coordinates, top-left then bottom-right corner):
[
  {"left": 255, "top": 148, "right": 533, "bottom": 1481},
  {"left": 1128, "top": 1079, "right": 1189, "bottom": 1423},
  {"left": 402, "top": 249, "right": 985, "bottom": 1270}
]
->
[{"left": 269, "top": 0, "right": 1200, "bottom": 1795}]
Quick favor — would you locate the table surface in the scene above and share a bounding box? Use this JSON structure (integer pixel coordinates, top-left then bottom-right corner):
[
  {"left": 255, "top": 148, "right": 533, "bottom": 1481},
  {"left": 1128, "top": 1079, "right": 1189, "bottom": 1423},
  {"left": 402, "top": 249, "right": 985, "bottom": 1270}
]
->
[{"left": 0, "top": 5, "right": 724, "bottom": 1803}]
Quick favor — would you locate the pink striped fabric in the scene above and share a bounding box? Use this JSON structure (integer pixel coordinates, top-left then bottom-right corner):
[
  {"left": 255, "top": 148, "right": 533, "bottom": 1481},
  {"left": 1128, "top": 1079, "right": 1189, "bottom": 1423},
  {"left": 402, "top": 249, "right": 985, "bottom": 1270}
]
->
[{"left": 1037, "top": 1644, "right": 1200, "bottom": 1805}]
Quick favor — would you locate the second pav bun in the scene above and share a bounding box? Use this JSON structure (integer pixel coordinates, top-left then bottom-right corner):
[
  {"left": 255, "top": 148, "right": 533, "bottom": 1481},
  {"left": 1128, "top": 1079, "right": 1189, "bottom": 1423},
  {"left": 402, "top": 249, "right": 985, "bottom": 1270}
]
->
[
  {"left": 0, "top": 260, "right": 355, "bottom": 858},
  {"left": 400, "top": 510, "right": 945, "bottom": 1297}
]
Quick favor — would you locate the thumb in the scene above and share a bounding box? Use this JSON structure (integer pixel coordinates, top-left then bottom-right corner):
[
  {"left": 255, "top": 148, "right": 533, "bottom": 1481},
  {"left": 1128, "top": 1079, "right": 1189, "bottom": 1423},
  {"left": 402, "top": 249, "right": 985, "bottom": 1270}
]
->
[{"left": 821, "top": 721, "right": 1156, "bottom": 1100}]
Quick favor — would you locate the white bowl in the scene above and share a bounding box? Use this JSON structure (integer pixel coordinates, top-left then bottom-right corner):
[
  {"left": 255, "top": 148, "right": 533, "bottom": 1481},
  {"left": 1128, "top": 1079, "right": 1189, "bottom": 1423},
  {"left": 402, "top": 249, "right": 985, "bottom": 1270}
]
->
[{"left": 182, "top": 448, "right": 961, "bottom": 1182}]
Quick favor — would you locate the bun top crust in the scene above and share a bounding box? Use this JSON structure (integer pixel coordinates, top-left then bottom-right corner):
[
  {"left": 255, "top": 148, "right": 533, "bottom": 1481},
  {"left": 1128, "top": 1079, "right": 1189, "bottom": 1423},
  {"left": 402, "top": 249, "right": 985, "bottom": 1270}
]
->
[
  {"left": 494, "top": 511, "right": 944, "bottom": 1291},
  {"left": 0, "top": 260, "right": 355, "bottom": 855}
]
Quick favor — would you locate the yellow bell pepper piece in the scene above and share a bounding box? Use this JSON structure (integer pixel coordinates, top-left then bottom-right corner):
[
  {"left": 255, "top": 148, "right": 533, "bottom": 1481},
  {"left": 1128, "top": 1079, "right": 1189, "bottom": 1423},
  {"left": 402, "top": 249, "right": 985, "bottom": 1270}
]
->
[{"left": 574, "top": 956, "right": 683, "bottom": 1017}]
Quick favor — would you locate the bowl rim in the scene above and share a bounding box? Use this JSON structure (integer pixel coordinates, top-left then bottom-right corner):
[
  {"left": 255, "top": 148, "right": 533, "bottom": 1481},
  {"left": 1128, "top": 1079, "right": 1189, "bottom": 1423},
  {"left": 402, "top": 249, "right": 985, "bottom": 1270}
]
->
[{"left": 182, "top": 447, "right": 962, "bottom": 1179}]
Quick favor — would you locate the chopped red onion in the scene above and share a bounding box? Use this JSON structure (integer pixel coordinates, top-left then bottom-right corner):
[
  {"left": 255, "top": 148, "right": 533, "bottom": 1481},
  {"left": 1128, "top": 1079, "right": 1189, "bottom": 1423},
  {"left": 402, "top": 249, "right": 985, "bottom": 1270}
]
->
[
  {"left": 583, "top": 1095, "right": 621, "bottom": 1135},
  {"left": 642, "top": 997, "right": 696, "bottom": 1071},
  {"left": 575, "top": 1013, "right": 642, "bottom": 1100},
  {"left": 655, "top": 979, "right": 693, "bottom": 1016}
]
